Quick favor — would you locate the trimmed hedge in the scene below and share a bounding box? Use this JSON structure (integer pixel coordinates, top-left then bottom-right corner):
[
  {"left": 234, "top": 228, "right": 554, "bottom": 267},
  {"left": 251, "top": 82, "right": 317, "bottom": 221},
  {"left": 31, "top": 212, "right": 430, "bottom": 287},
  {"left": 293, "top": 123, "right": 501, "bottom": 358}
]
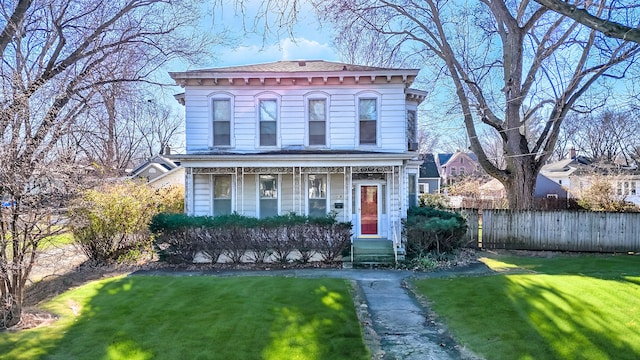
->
[
  {"left": 403, "top": 206, "right": 467, "bottom": 257},
  {"left": 150, "top": 213, "right": 352, "bottom": 264}
]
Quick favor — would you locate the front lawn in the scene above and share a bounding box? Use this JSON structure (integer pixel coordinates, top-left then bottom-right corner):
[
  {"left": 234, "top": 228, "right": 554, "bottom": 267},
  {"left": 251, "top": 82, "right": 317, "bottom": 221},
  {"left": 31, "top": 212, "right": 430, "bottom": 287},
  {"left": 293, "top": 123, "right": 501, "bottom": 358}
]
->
[
  {"left": 0, "top": 276, "right": 368, "bottom": 360},
  {"left": 413, "top": 253, "right": 640, "bottom": 360}
]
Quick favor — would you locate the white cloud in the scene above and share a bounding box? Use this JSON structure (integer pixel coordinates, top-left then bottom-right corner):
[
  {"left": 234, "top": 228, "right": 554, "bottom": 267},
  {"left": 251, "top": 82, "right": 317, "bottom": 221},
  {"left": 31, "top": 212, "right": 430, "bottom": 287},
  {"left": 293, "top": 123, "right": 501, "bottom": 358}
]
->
[{"left": 218, "top": 37, "right": 338, "bottom": 66}]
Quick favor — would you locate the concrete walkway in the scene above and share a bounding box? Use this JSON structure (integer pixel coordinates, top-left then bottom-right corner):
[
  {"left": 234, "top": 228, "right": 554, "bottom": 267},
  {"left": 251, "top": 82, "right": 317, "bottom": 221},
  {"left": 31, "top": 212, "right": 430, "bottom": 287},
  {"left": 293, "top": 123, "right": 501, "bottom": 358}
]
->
[{"left": 132, "top": 265, "right": 489, "bottom": 359}]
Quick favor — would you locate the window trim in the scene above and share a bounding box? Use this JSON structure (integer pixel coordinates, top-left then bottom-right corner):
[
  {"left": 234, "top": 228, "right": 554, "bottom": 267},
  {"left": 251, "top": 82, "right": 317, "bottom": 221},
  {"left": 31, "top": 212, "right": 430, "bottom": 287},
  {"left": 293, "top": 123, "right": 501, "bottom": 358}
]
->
[
  {"left": 208, "top": 92, "right": 234, "bottom": 148},
  {"left": 356, "top": 92, "right": 381, "bottom": 147},
  {"left": 304, "top": 92, "right": 330, "bottom": 148},
  {"left": 255, "top": 93, "right": 281, "bottom": 148}
]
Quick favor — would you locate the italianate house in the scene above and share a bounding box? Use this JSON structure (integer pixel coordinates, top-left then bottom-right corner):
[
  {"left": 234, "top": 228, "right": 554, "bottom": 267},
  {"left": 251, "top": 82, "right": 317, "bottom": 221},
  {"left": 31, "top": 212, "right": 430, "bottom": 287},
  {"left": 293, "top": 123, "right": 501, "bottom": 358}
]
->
[{"left": 170, "top": 60, "right": 426, "bottom": 256}]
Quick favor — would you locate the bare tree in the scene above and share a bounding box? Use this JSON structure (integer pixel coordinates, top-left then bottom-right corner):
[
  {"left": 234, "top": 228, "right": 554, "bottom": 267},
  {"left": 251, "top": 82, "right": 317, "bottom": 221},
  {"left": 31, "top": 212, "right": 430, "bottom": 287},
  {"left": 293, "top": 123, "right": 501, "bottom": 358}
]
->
[
  {"left": 0, "top": 0, "right": 211, "bottom": 328},
  {"left": 570, "top": 109, "right": 640, "bottom": 164},
  {"left": 136, "top": 98, "right": 184, "bottom": 159},
  {"left": 310, "top": 0, "right": 640, "bottom": 209},
  {"left": 534, "top": 0, "right": 640, "bottom": 44}
]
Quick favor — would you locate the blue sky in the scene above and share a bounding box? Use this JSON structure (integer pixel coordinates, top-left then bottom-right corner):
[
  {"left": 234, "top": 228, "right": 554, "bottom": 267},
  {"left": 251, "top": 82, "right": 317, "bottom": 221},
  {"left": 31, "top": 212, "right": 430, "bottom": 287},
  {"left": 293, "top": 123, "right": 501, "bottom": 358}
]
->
[{"left": 172, "top": 1, "right": 340, "bottom": 70}]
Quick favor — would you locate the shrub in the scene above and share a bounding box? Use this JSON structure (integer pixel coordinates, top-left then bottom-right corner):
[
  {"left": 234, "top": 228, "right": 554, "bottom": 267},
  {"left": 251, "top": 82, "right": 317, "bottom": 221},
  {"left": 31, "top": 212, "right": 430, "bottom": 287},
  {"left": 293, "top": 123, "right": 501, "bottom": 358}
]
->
[
  {"left": 70, "top": 181, "right": 183, "bottom": 264},
  {"left": 403, "top": 206, "right": 467, "bottom": 257},
  {"left": 149, "top": 212, "right": 352, "bottom": 264},
  {"left": 419, "top": 193, "right": 450, "bottom": 209}
]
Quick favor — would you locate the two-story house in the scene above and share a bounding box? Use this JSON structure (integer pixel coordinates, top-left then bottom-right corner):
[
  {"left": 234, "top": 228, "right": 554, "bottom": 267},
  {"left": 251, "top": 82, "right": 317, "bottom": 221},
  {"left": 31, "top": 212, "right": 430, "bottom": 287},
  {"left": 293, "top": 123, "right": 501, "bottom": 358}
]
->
[
  {"left": 169, "top": 60, "right": 426, "bottom": 251},
  {"left": 436, "top": 151, "right": 481, "bottom": 185}
]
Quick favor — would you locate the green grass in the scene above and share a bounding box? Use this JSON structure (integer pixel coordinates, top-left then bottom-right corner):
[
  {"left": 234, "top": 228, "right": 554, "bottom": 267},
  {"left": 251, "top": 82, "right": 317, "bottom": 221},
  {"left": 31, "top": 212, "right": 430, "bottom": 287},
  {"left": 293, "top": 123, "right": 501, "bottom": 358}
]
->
[
  {"left": 0, "top": 276, "right": 368, "bottom": 360},
  {"left": 40, "top": 232, "right": 75, "bottom": 249},
  {"left": 413, "top": 254, "right": 640, "bottom": 360}
]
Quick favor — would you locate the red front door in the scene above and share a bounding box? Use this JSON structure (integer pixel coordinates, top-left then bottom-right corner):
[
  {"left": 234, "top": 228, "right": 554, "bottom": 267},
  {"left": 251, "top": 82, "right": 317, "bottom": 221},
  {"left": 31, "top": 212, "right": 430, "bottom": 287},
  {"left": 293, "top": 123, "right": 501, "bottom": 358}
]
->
[{"left": 360, "top": 185, "right": 378, "bottom": 235}]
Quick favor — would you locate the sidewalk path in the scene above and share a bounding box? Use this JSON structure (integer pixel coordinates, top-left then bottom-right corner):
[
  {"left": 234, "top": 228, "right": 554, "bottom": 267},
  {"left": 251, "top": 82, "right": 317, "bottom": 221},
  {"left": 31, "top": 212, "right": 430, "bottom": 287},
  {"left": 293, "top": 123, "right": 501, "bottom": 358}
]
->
[{"left": 132, "top": 265, "right": 489, "bottom": 359}]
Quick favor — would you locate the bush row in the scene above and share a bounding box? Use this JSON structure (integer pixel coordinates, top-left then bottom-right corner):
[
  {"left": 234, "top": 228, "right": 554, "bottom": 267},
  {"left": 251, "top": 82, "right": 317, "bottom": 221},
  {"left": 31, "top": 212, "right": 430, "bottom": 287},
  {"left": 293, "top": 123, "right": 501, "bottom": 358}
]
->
[
  {"left": 403, "top": 206, "right": 468, "bottom": 257},
  {"left": 149, "top": 213, "right": 352, "bottom": 264}
]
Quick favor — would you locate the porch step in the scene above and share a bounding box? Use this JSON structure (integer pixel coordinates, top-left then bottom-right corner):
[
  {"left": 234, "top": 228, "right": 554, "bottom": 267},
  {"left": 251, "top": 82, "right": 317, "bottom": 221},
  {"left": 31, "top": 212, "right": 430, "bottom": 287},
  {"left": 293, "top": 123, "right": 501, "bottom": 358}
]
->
[{"left": 352, "top": 239, "right": 395, "bottom": 265}]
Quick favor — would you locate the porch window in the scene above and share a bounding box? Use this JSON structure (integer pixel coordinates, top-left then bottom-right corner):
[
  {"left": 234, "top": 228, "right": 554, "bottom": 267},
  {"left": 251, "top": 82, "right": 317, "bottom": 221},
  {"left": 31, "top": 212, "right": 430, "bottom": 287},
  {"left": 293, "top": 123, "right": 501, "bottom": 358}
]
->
[
  {"left": 259, "top": 100, "right": 277, "bottom": 146},
  {"left": 408, "top": 174, "right": 417, "bottom": 208},
  {"left": 212, "top": 99, "right": 231, "bottom": 146},
  {"left": 308, "top": 174, "right": 327, "bottom": 216},
  {"left": 359, "top": 98, "right": 377, "bottom": 145},
  {"left": 213, "top": 175, "right": 232, "bottom": 215},
  {"left": 259, "top": 174, "right": 278, "bottom": 218},
  {"left": 308, "top": 99, "right": 326, "bottom": 146}
]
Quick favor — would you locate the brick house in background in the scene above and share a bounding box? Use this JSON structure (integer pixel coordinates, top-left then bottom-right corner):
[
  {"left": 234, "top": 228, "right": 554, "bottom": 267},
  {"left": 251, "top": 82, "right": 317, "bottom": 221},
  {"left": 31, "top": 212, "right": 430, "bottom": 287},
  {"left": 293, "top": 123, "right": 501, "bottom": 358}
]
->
[{"left": 436, "top": 151, "right": 481, "bottom": 185}]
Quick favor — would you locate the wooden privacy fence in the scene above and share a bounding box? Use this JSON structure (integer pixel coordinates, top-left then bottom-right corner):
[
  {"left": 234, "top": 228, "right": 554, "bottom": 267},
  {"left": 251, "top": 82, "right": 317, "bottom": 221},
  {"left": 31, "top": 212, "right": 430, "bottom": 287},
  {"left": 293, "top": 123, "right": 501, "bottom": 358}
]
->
[{"left": 466, "top": 209, "right": 640, "bottom": 252}]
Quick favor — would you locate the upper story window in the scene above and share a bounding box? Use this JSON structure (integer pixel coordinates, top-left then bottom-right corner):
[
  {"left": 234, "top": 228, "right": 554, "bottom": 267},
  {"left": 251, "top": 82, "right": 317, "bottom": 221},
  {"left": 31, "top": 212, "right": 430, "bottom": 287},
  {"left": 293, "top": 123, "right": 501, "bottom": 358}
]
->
[
  {"left": 358, "top": 98, "right": 378, "bottom": 145},
  {"left": 407, "top": 110, "right": 417, "bottom": 147},
  {"left": 308, "top": 99, "right": 327, "bottom": 146},
  {"left": 212, "top": 99, "right": 231, "bottom": 146},
  {"left": 209, "top": 94, "right": 233, "bottom": 147},
  {"left": 259, "top": 99, "right": 278, "bottom": 147}
]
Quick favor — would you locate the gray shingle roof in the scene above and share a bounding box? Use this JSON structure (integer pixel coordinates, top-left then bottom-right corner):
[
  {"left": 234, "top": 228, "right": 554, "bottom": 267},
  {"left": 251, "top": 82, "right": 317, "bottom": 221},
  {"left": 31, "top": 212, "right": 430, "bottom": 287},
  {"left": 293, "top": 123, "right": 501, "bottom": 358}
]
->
[{"left": 196, "top": 60, "right": 415, "bottom": 73}]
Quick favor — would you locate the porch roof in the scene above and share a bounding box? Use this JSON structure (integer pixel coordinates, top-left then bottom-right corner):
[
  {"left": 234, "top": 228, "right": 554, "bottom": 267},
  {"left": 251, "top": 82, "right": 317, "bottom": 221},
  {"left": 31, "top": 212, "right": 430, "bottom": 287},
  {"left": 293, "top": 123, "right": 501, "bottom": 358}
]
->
[{"left": 172, "top": 150, "right": 417, "bottom": 162}]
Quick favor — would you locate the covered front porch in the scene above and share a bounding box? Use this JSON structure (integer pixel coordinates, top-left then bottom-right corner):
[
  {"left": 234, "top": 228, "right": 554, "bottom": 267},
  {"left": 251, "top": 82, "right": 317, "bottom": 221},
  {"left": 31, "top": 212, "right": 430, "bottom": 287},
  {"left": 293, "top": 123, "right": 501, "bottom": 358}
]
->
[{"left": 179, "top": 152, "right": 420, "bottom": 262}]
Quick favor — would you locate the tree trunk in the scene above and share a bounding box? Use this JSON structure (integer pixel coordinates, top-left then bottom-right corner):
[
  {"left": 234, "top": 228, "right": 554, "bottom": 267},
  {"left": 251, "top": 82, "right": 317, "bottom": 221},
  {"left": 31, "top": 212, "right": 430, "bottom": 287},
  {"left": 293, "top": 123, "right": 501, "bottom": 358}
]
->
[
  {"left": 1, "top": 281, "right": 22, "bottom": 328},
  {"left": 503, "top": 159, "right": 538, "bottom": 210}
]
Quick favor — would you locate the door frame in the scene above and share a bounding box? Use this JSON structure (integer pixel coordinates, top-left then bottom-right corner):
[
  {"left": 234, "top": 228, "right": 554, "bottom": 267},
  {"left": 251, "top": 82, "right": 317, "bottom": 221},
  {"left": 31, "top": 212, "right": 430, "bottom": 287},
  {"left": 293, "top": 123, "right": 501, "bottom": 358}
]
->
[{"left": 356, "top": 182, "right": 382, "bottom": 238}]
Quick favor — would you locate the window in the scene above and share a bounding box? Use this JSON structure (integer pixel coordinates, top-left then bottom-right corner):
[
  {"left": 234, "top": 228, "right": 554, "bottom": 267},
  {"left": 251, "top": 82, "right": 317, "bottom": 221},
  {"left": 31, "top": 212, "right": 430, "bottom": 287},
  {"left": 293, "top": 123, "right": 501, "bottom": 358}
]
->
[
  {"left": 407, "top": 110, "right": 416, "bottom": 145},
  {"left": 408, "top": 174, "right": 417, "bottom": 208},
  {"left": 618, "top": 181, "right": 637, "bottom": 196},
  {"left": 212, "top": 99, "right": 231, "bottom": 146},
  {"left": 419, "top": 183, "right": 429, "bottom": 194},
  {"left": 213, "top": 175, "right": 232, "bottom": 215},
  {"left": 459, "top": 167, "right": 465, "bottom": 176},
  {"left": 450, "top": 167, "right": 457, "bottom": 176},
  {"left": 308, "top": 174, "right": 327, "bottom": 216},
  {"left": 359, "top": 98, "right": 377, "bottom": 145},
  {"left": 308, "top": 99, "right": 326, "bottom": 146},
  {"left": 259, "top": 174, "right": 278, "bottom": 218},
  {"left": 259, "top": 99, "right": 277, "bottom": 146}
]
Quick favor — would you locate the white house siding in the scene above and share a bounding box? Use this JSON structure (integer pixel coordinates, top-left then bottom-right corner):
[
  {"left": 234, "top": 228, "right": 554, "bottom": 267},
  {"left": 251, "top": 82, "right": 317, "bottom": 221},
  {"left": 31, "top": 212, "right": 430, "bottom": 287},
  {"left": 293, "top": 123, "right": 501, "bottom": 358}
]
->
[
  {"left": 281, "top": 175, "right": 296, "bottom": 214},
  {"left": 148, "top": 167, "right": 185, "bottom": 189},
  {"left": 193, "top": 174, "right": 212, "bottom": 216},
  {"left": 183, "top": 85, "right": 409, "bottom": 153},
  {"left": 329, "top": 173, "right": 347, "bottom": 221}
]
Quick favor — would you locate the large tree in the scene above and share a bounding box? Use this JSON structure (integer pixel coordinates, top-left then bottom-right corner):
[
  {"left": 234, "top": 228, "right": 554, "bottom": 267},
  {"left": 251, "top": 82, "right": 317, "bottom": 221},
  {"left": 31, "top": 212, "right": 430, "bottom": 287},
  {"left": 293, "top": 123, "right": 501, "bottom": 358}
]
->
[
  {"left": 534, "top": 0, "right": 640, "bottom": 44},
  {"left": 306, "top": 0, "right": 639, "bottom": 209},
  {"left": 0, "top": 0, "right": 210, "bottom": 328}
]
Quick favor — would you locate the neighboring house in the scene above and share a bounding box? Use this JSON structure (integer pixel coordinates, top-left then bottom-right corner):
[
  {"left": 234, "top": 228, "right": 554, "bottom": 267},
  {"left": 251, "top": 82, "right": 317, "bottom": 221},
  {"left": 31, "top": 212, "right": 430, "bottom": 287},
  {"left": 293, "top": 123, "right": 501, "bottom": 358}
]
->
[
  {"left": 148, "top": 166, "right": 185, "bottom": 189},
  {"left": 435, "top": 151, "right": 480, "bottom": 185},
  {"left": 418, "top": 153, "right": 441, "bottom": 194},
  {"left": 543, "top": 157, "right": 640, "bottom": 206},
  {"left": 130, "top": 155, "right": 183, "bottom": 188},
  {"left": 479, "top": 174, "right": 568, "bottom": 200},
  {"left": 169, "top": 60, "right": 426, "bottom": 250}
]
